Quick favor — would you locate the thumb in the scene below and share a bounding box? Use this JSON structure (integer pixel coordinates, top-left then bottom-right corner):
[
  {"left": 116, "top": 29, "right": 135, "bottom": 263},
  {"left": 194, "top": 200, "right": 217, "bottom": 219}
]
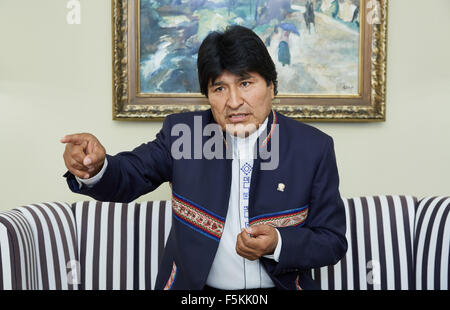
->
[
  {"left": 84, "top": 140, "right": 104, "bottom": 166},
  {"left": 83, "top": 156, "right": 93, "bottom": 166},
  {"left": 247, "top": 224, "right": 272, "bottom": 236},
  {"left": 83, "top": 153, "right": 101, "bottom": 166}
]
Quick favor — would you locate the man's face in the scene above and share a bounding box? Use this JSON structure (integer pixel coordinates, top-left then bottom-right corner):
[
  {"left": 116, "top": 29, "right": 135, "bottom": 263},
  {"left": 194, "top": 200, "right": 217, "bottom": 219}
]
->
[{"left": 207, "top": 71, "right": 274, "bottom": 137}]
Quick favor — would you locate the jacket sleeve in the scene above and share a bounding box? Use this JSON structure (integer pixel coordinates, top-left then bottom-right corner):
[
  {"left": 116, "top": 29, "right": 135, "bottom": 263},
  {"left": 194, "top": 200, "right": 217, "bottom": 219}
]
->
[
  {"left": 271, "top": 136, "right": 347, "bottom": 273},
  {"left": 64, "top": 115, "right": 173, "bottom": 203}
]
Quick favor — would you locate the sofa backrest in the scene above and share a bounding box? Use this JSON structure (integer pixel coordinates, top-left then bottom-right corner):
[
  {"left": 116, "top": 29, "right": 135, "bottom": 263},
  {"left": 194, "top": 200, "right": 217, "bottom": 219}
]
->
[
  {"left": 0, "top": 210, "right": 38, "bottom": 289},
  {"left": 313, "top": 195, "right": 417, "bottom": 290},
  {"left": 414, "top": 196, "right": 450, "bottom": 290},
  {"left": 72, "top": 200, "right": 172, "bottom": 290}
]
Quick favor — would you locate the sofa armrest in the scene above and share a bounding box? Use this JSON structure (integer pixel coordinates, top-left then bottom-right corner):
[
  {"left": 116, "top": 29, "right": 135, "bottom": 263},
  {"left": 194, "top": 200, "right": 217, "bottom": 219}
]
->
[
  {"left": 415, "top": 196, "right": 450, "bottom": 290},
  {"left": 0, "top": 210, "right": 38, "bottom": 289},
  {"left": 16, "top": 202, "right": 80, "bottom": 290}
]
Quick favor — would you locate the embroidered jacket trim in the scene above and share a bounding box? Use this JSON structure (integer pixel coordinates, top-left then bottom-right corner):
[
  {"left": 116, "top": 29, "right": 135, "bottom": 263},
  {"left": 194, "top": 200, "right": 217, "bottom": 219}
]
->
[
  {"left": 249, "top": 205, "right": 309, "bottom": 228},
  {"left": 172, "top": 191, "right": 225, "bottom": 242}
]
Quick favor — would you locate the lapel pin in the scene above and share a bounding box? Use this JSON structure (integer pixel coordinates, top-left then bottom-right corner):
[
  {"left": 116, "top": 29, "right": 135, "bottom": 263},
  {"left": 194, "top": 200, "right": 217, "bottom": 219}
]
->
[{"left": 277, "top": 183, "right": 285, "bottom": 192}]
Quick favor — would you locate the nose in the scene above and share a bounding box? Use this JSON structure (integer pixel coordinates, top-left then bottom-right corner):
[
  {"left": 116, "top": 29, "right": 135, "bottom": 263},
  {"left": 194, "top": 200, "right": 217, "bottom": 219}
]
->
[{"left": 226, "top": 87, "right": 243, "bottom": 109}]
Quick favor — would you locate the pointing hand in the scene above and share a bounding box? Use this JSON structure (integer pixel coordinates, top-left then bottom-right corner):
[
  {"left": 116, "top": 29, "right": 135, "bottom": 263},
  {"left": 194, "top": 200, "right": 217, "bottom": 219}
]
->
[{"left": 61, "top": 133, "right": 106, "bottom": 179}]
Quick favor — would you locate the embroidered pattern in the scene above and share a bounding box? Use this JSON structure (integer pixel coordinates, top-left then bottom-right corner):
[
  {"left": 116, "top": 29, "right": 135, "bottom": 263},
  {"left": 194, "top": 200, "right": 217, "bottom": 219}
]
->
[
  {"left": 249, "top": 205, "right": 308, "bottom": 228},
  {"left": 164, "top": 262, "right": 177, "bottom": 290},
  {"left": 240, "top": 161, "right": 253, "bottom": 229},
  {"left": 172, "top": 192, "right": 225, "bottom": 242},
  {"left": 260, "top": 110, "right": 277, "bottom": 148},
  {"left": 240, "top": 162, "right": 253, "bottom": 175}
]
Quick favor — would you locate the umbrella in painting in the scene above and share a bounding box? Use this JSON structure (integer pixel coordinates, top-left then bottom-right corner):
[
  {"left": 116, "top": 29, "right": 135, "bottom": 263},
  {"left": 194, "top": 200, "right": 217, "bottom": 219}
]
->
[
  {"left": 278, "top": 22, "right": 300, "bottom": 35},
  {"left": 275, "top": 22, "right": 300, "bottom": 67}
]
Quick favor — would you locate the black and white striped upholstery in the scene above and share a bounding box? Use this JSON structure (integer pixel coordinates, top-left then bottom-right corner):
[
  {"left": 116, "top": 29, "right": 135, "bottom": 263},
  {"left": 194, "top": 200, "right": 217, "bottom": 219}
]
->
[
  {"left": 313, "top": 195, "right": 417, "bottom": 290},
  {"left": 16, "top": 202, "right": 79, "bottom": 290},
  {"left": 414, "top": 196, "right": 450, "bottom": 290},
  {"left": 0, "top": 210, "right": 38, "bottom": 289},
  {"left": 72, "top": 200, "right": 172, "bottom": 290}
]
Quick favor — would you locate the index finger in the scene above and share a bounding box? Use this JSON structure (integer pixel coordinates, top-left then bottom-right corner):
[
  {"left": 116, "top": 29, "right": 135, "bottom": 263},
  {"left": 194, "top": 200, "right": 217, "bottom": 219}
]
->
[{"left": 60, "top": 134, "right": 87, "bottom": 145}]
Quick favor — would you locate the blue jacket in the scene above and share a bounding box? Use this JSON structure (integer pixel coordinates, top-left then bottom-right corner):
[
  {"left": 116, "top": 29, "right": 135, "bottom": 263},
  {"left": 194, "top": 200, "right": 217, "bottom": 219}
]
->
[{"left": 65, "top": 109, "right": 347, "bottom": 290}]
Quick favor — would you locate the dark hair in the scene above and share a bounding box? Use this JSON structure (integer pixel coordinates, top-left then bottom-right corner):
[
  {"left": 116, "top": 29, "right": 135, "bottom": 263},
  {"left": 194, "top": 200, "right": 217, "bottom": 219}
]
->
[{"left": 197, "top": 25, "right": 278, "bottom": 97}]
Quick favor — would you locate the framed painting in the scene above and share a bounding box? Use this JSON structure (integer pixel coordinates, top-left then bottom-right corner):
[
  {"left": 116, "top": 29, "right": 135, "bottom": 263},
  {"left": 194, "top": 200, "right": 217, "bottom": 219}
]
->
[{"left": 112, "top": 0, "right": 387, "bottom": 121}]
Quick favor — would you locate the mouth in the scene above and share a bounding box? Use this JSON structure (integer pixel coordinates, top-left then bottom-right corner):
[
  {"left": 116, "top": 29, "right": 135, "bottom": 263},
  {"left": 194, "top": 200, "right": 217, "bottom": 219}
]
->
[{"left": 228, "top": 113, "right": 250, "bottom": 123}]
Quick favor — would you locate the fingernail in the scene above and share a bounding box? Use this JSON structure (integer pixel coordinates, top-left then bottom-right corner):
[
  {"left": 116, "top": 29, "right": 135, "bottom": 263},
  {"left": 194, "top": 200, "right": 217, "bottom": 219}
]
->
[{"left": 84, "top": 158, "right": 92, "bottom": 165}]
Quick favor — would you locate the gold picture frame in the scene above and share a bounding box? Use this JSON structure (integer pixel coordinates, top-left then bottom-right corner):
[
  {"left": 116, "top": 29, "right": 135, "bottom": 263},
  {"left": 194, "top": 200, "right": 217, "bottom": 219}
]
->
[{"left": 112, "top": 0, "right": 387, "bottom": 122}]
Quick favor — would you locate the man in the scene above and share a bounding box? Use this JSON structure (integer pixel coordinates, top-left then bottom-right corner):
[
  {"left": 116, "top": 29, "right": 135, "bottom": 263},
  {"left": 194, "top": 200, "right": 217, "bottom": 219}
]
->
[{"left": 62, "top": 25, "right": 347, "bottom": 290}]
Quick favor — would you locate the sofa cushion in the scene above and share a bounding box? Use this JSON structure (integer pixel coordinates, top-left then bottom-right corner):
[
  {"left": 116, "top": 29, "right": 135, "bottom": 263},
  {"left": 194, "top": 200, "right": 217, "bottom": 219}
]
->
[
  {"left": 72, "top": 200, "right": 172, "bottom": 290},
  {"left": 0, "top": 210, "right": 38, "bottom": 289},
  {"left": 16, "top": 202, "right": 79, "bottom": 290},
  {"left": 414, "top": 196, "right": 450, "bottom": 290},
  {"left": 312, "top": 195, "right": 417, "bottom": 290}
]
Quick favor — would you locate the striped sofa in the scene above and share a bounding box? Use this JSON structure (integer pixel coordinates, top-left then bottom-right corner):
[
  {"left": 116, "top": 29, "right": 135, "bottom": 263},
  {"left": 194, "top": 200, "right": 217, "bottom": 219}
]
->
[{"left": 0, "top": 196, "right": 448, "bottom": 290}]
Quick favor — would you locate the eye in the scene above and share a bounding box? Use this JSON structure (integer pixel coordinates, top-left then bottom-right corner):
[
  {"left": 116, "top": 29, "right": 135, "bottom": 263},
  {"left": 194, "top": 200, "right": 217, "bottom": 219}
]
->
[
  {"left": 214, "top": 86, "right": 224, "bottom": 93},
  {"left": 241, "top": 81, "right": 251, "bottom": 87}
]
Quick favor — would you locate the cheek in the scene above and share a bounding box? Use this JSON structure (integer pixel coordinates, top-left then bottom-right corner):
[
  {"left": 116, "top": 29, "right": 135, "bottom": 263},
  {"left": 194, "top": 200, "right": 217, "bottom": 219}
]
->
[
  {"left": 249, "top": 93, "right": 271, "bottom": 115},
  {"left": 209, "top": 100, "right": 227, "bottom": 124},
  {"left": 209, "top": 98, "right": 222, "bottom": 112},
  {"left": 211, "top": 103, "right": 225, "bottom": 116}
]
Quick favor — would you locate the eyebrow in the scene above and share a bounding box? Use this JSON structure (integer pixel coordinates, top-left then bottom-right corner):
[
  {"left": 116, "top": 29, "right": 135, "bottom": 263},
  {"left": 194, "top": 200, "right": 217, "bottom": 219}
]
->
[{"left": 209, "top": 73, "right": 255, "bottom": 87}]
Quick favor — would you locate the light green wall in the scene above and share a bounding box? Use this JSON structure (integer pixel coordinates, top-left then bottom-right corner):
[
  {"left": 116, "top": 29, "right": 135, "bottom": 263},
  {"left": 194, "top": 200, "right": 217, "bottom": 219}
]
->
[{"left": 0, "top": 0, "right": 449, "bottom": 210}]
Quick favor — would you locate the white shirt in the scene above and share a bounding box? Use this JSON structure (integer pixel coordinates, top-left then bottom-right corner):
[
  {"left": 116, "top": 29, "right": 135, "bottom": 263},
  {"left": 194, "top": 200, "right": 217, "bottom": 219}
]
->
[
  {"left": 77, "top": 116, "right": 281, "bottom": 289},
  {"left": 205, "top": 116, "right": 281, "bottom": 289}
]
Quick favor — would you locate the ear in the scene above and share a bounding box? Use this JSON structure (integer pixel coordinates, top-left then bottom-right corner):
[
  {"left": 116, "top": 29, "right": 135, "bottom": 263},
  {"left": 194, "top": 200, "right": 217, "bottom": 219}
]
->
[{"left": 268, "top": 82, "right": 275, "bottom": 99}]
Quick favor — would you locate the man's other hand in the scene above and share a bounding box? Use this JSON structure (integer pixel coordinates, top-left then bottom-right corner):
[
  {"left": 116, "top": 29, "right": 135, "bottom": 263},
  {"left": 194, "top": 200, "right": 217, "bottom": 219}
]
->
[
  {"left": 61, "top": 133, "right": 106, "bottom": 179},
  {"left": 236, "top": 224, "right": 278, "bottom": 261}
]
